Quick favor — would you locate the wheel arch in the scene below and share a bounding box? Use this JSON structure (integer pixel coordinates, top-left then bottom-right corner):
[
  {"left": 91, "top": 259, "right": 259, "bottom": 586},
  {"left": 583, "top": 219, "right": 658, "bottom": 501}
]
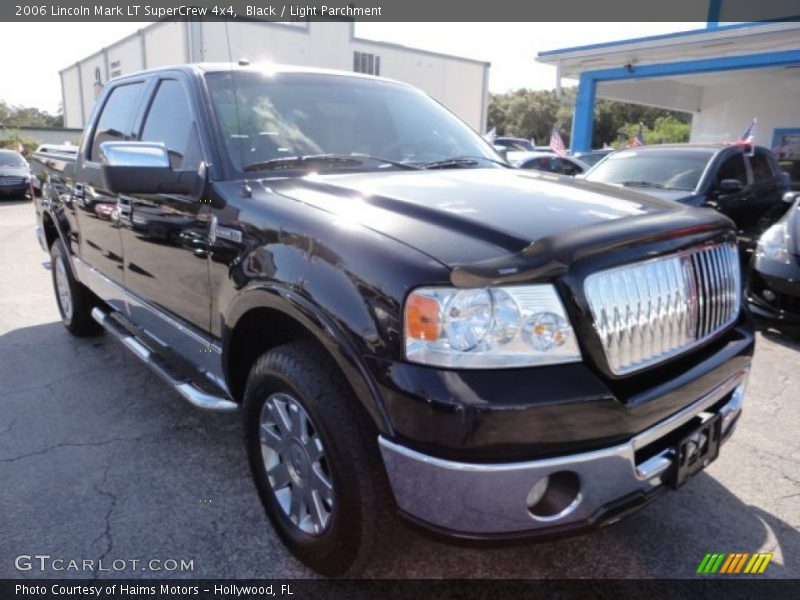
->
[
  {"left": 41, "top": 210, "right": 60, "bottom": 249},
  {"left": 223, "top": 284, "right": 394, "bottom": 436}
]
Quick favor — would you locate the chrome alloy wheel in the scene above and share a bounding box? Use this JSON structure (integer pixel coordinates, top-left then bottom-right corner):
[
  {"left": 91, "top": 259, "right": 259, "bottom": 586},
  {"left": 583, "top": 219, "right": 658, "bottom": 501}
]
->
[
  {"left": 259, "top": 392, "right": 334, "bottom": 536},
  {"left": 54, "top": 255, "right": 73, "bottom": 321}
]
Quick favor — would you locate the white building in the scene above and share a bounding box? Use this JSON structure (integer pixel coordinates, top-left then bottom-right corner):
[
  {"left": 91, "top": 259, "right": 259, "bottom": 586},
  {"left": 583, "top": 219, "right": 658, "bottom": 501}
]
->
[{"left": 60, "top": 21, "right": 490, "bottom": 132}]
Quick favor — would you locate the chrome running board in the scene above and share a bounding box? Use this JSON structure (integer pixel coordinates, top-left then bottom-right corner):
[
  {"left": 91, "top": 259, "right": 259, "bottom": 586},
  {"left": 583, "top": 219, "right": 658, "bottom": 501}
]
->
[{"left": 91, "top": 307, "right": 238, "bottom": 412}]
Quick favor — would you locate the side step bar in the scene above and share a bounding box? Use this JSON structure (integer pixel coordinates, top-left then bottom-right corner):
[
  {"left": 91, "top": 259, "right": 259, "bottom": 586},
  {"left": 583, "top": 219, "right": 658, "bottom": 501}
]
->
[{"left": 91, "top": 307, "right": 239, "bottom": 412}]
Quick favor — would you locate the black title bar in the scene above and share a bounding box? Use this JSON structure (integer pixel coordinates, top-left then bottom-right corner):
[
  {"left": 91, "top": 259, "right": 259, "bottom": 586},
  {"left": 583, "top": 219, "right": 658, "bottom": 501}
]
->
[
  {"left": 3, "top": 579, "right": 799, "bottom": 600},
  {"left": 2, "top": 0, "right": 800, "bottom": 22}
]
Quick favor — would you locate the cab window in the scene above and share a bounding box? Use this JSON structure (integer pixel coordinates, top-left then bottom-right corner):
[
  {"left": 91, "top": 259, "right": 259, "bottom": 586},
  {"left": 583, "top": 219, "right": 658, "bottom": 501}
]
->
[
  {"left": 138, "top": 79, "right": 201, "bottom": 171},
  {"left": 555, "top": 159, "right": 580, "bottom": 176},
  {"left": 748, "top": 152, "right": 774, "bottom": 183},
  {"left": 90, "top": 82, "right": 145, "bottom": 162},
  {"left": 715, "top": 154, "right": 747, "bottom": 188}
]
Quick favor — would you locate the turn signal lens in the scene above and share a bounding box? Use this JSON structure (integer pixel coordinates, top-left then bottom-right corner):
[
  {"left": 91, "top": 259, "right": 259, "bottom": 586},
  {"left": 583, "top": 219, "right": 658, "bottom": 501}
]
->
[
  {"left": 405, "top": 293, "right": 441, "bottom": 341},
  {"left": 522, "top": 312, "right": 572, "bottom": 352}
]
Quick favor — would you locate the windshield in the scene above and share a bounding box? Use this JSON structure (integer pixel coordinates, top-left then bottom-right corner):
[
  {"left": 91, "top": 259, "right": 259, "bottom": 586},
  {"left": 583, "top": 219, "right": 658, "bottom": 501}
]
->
[
  {"left": 0, "top": 151, "right": 27, "bottom": 167},
  {"left": 585, "top": 149, "right": 714, "bottom": 191},
  {"left": 205, "top": 71, "right": 500, "bottom": 175}
]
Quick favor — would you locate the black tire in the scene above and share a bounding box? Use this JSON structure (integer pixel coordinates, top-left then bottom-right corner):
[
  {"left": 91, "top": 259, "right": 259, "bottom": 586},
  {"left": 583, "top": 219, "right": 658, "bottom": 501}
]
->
[
  {"left": 243, "top": 340, "right": 396, "bottom": 577},
  {"left": 50, "top": 239, "right": 102, "bottom": 336}
]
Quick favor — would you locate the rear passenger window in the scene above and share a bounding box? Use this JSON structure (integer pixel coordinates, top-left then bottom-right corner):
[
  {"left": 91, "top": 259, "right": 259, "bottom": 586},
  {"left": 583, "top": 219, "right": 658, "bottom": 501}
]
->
[
  {"left": 90, "top": 83, "right": 144, "bottom": 162},
  {"left": 139, "top": 79, "right": 200, "bottom": 171},
  {"left": 556, "top": 159, "right": 580, "bottom": 176},
  {"left": 749, "top": 152, "right": 774, "bottom": 183},
  {"left": 715, "top": 154, "right": 747, "bottom": 187}
]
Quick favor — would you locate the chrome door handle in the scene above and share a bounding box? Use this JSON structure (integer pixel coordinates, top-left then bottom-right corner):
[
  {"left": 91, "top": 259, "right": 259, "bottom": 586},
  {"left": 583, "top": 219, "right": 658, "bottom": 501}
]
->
[
  {"left": 116, "top": 197, "right": 132, "bottom": 217},
  {"left": 209, "top": 215, "right": 218, "bottom": 244}
]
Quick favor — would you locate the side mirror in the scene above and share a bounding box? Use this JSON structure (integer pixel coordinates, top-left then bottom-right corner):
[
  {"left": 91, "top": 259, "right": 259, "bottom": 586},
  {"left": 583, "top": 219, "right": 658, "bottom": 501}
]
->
[
  {"left": 718, "top": 178, "right": 744, "bottom": 193},
  {"left": 100, "top": 141, "right": 202, "bottom": 195},
  {"left": 783, "top": 191, "right": 800, "bottom": 204}
]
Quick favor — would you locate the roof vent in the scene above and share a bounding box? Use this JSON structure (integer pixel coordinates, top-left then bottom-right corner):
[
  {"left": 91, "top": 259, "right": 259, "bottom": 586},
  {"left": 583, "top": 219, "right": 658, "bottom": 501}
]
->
[{"left": 238, "top": 58, "right": 250, "bottom": 66}]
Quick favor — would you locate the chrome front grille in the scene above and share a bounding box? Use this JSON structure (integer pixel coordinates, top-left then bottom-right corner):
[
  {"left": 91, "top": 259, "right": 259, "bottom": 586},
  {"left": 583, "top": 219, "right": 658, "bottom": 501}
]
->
[
  {"left": 584, "top": 243, "right": 741, "bottom": 375},
  {"left": 0, "top": 177, "right": 25, "bottom": 185}
]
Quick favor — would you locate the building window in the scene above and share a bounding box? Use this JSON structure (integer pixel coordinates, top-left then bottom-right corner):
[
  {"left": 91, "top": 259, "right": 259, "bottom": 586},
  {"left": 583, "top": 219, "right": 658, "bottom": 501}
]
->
[{"left": 353, "top": 51, "right": 380, "bottom": 76}]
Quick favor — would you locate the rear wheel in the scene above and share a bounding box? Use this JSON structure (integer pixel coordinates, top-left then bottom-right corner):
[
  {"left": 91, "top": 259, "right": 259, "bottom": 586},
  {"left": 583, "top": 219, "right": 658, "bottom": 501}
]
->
[
  {"left": 243, "top": 340, "right": 396, "bottom": 577},
  {"left": 50, "top": 240, "right": 102, "bottom": 336}
]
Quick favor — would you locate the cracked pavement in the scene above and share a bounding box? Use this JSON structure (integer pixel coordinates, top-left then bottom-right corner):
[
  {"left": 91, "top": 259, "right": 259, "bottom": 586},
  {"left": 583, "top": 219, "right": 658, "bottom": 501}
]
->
[{"left": 1, "top": 201, "right": 798, "bottom": 579}]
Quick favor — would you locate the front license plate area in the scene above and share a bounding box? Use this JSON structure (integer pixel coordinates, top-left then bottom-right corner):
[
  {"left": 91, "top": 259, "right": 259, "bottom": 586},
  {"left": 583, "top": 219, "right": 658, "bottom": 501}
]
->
[{"left": 670, "top": 414, "right": 722, "bottom": 489}]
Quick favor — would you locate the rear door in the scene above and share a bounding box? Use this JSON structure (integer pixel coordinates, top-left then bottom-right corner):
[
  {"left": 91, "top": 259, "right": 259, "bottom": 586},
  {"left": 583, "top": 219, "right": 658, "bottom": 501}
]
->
[{"left": 746, "top": 149, "right": 786, "bottom": 230}]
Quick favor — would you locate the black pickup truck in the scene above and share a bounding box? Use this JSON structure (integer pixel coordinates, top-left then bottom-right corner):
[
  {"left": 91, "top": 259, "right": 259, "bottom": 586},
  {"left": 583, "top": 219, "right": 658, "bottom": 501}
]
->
[{"left": 34, "top": 64, "right": 753, "bottom": 576}]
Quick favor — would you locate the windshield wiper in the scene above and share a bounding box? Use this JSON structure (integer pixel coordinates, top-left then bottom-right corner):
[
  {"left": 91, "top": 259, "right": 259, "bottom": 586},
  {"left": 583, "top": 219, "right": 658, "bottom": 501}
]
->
[
  {"left": 419, "top": 156, "right": 510, "bottom": 170},
  {"left": 243, "top": 153, "right": 421, "bottom": 173},
  {"left": 619, "top": 180, "right": 667, "bottom": 189}
]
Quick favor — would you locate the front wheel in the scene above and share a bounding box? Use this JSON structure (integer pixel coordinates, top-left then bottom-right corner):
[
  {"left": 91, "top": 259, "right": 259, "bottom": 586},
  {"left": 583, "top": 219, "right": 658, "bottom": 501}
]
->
[{"left": 243, "top": 340, "right": 396, "bottom": 577}]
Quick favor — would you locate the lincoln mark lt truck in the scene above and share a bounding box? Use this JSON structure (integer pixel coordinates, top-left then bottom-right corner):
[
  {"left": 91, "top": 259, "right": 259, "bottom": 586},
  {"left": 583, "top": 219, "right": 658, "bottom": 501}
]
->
[{"left": 33, "top": 63, "right": 753, "bottom": 576}]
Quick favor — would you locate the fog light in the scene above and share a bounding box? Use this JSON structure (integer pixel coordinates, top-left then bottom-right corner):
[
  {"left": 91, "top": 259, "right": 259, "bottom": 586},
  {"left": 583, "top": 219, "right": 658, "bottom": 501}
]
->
[
  {"left": 763, "top": 289, "right": 777, "bottom": 302},
  {"left": 527, "top": 471, "right": 581, "bottom": 521},
  {"left": 526, "top": 477, "right": 550, "bottom": 508}
]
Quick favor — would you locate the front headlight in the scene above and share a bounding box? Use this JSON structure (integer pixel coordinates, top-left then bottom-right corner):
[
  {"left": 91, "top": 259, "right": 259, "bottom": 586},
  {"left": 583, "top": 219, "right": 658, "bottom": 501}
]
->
[
  {"left": 756, "top": 222, "right": 791, "bottom": 265},
  {"left": 404, "top": 284, "right": 581, "bottom": 368}
]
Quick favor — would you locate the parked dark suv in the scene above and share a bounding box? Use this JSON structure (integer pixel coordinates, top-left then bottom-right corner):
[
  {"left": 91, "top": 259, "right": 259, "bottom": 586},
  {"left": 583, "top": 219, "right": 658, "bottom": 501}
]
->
[
  {"left": 584, "top": 144, "right": 789, "bottom": 249},
  {"left": 35, "top": 64, "right": 753, "bottom": 576}
]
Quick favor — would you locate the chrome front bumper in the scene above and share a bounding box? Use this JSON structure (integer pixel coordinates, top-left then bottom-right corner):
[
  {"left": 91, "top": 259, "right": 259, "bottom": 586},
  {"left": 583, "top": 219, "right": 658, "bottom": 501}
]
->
[{"left": 379, "top": 368, "right": 748, "bottom": 536}]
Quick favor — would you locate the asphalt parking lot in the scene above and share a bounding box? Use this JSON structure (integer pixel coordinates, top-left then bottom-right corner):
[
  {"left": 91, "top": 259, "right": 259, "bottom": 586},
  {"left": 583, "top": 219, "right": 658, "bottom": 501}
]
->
[{"left": 1, "top": 200, "right": 798, "bottom": 579}]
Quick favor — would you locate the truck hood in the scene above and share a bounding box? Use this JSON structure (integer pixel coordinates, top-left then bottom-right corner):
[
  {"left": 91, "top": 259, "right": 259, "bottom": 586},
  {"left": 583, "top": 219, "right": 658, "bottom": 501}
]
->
[{"left": 259, "top": 168, "right": 732, "bottom": 275}]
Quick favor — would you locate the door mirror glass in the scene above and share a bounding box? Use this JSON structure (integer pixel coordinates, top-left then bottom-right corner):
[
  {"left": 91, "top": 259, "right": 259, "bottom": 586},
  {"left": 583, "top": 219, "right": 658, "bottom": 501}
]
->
[
  {"left": 718, "top": 178, "right": 744, "bottom": 193},
  {"left": 100, "top": 141, "right": 200, "bottom": 195},
  {"left": 101, "top": 141, "right": 170, "bottom": 168}
]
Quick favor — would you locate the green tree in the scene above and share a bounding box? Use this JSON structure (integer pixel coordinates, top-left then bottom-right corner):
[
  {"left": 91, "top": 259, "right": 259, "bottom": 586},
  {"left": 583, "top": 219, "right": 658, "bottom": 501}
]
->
[
  {"left": 0, "top": 100, "right": 63, "bottom": 128},
  {"left": 487, "top": 87, "right": 691, "bottom": 149},
  {"left": 0, "top": 129, "right": 39, "bottom": 156},
  {"left": 615, "top": 116, "right": 691, "bottom": 148}
]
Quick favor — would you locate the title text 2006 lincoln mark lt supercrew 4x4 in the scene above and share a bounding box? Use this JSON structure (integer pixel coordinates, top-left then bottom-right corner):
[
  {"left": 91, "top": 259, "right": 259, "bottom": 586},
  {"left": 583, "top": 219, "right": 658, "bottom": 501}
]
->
[{"left": 34, "top": 64, "right": 753, "bottom": 576}]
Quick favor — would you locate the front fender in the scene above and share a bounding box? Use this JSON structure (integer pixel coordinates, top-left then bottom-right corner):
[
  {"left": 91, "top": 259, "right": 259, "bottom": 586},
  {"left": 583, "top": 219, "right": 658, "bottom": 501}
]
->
[{"left": 222, "top": 283, "right": 394, "bottom": 435}]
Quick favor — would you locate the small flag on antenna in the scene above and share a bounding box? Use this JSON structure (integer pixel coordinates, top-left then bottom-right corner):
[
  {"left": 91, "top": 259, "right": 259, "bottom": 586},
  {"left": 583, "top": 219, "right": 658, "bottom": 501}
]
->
[
  {"left": 630, "top": 123, "right": 644, "bottom": 147},
  {"left": 549, "top": 126, "right": 567, "bottom": 158}
]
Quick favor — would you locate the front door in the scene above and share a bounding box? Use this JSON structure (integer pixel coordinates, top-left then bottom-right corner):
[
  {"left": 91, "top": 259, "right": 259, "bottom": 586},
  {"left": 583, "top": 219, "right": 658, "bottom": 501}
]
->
[
  {"left": 73, "top": 80, "right": 147, "bottom": 310},
  {"left": 118, "top": 76, "right": 213, "bottom": 354},
  {"left": 711, "top": 151, "right": 752, "bottom": 232}
]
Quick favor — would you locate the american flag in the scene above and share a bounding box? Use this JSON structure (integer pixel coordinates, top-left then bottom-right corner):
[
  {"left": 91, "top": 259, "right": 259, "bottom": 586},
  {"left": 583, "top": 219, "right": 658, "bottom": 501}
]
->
[
  {"left": 737, "top": 119, "right": 757, "bottom": 146},
  {"left": 549, "top": 126, "right": 567, "bottom": 158},
  {"left": 630, "top": 124, "right": 644, "bottom": 147}
]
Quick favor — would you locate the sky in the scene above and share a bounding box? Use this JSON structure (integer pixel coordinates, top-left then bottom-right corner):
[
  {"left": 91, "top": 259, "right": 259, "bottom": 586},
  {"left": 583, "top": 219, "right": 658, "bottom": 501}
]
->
[{"left": 0, "top": 21, "right": 700, "bottom": 114}]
